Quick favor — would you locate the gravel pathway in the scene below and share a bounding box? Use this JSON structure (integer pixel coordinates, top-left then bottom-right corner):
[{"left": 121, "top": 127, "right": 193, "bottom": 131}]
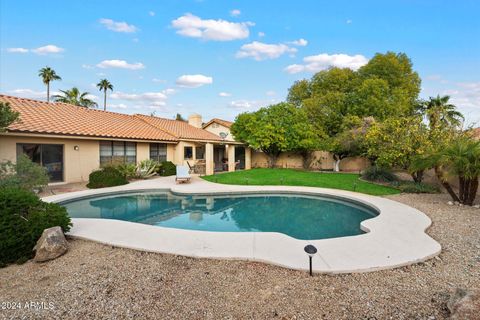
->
[{"left": 1, "top": 193, "right": 479, "bottom": 319}]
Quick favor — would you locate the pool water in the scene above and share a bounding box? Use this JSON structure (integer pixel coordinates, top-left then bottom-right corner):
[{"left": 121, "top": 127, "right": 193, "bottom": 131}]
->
[{"left": 62, "top": 192, "right": 378, "bottom": 240}]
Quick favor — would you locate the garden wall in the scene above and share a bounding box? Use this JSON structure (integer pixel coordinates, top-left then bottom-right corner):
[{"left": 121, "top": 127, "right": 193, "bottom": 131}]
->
[{"left": 251, "top": 150, "right": 369, "bottom": 172}]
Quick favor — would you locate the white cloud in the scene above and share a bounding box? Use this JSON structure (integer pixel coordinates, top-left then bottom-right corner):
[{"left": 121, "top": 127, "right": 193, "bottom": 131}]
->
[
  {"left": 229, "top": 99, "right": 276, "bottom": 111},
  {"left": 110, "top": 89, "right": 174, "bottom": 109},
  {"left": 258, "top": 32, "right": 265, "bottom": 37},
  {"left": 7, "top": 47, "right": 29, "bottom": 53},
  {"left": 109, "top": 103, "right": 128, "bottom": 109},
  {"left": 284, "top": 53, "right": 368, "bottom": 74},
  {"left": 289, "top": 38, "right": 308, "bottom": 46},
  {"left": 82, "top": 64, "right": 94, "bottom": 69},
  {"left": 32, "top": 45, "right": 64, "bottom": 55},
  {"left": 152, "top": 78, "right": 166, "bottom": 83},
  {"left": 96, "top": 59, "right": 145, "bottom": 70},
  {"left": 99, "top": 18, "right": 138, "bottom": 33},
  {"left": 230, "top": 9, "right": 241, "bottom": 17},
  {"left": 176, "top": 74, "right": 213, "bottom": 88},
  {"left": 171, "top": 13, "right": 253, "bottom": 41},
  {"left": 9, "top": 88, "right": 61, "bottom": 99},
  {"left": 236, "top": 41, "right": 297, "bottom": 61},
  {"left": 266, "top": 90, "right": 276, "bottom": 96},
  {"left": 149, "top": 11, "right": 155, "bottom": 17},
  {"left": 346, "top": 19, "right": 352, "bottom": 24},
  {"left": 219, "top": 92, "right": 232, "bottom": 97}
]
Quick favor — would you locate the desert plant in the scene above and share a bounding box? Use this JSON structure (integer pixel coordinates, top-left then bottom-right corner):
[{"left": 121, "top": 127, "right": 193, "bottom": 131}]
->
[
  {"left": 0, "top": 186, "right": 72, "bottom": 266},
  {"left": 116, "top": 163, "right": 137, "bottom": 179},
  {"left": 390, "top": 181, "right": 440, "bottom": 194},
  {"left": 87, "top": 166, "right": 128, "bottom": 189},
  {"left": 159, "top": 161, "right": 176, "bottom": 176},
  {"left": 361, "top": 166, "right": 398, "bottom": 183},
  {"left": 0, "top": 154, "right": 49, "bottom": 191},
  {"left": 136, "top": 159, "right": 158, "bottom": 179}
]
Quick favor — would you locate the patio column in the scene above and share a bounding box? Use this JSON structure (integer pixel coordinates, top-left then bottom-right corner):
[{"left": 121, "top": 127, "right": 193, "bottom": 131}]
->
[
  {"left": 205, "top": 143, "right": 214, "bottom": 175},
  {"left": 227, "top": 145, "right": 236, "bottom": 172},
  {"left": 245, "top": 147, "right": 252, "bottom": 170}
]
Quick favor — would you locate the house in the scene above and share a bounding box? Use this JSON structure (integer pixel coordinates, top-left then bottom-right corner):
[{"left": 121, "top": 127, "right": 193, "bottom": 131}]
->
[{"left": 0, "top": 94, "right": 251, "bottom": 183}]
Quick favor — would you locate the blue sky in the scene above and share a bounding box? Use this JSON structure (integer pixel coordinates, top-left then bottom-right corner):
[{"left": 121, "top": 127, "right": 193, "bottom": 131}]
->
[{"left": 1, "top": 0, "right": 479, "bottom": 125}]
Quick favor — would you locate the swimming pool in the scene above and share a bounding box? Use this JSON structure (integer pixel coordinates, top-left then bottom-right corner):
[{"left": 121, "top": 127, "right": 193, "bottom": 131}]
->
[{"left": 62, "top": 191, "right": 378, "bottom": 240}]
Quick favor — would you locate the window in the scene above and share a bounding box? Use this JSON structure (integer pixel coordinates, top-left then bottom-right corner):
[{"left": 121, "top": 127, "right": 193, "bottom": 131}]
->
[
  {"left": 184, "top": 146, "right": 193, "bottom": 160},
  {"left": 196, "top": 145, "right": 205, "bottom": 160},
  {"left": 150, "top": 143, "right": 167, "bottom": 162},
  {"left": 16, "top": 143, "right": 64, "bottom": 182},
  {"left": 100, "top": 141, "right": 136, "bottom": 166}
]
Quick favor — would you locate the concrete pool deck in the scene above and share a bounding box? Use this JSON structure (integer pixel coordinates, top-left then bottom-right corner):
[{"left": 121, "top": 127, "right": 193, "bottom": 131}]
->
[{"left": 42, "top": 176, "right": 441, "bottom": 274}]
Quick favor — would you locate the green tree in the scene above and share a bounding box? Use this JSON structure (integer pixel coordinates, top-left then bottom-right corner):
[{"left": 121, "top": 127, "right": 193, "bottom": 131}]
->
[
  {"left": 53, "top": 87, "right": 98, "bottom": 108},
  {"left": 0, "top": 102, "right": 19, "bottom": 132},
  {"left": 365, "top": 117, "right": 431, "bottom": 182},
  {"left": 231, "top": 103, "right": 319, "bottom": 168},
  {"left": 175, "top": 113, "right": 186, "bottom": 121},
  {"left": 358, "top": 51, "right": 421, "bottom": 115},
  {"left": 417, "top": 95, "right": 464, "bottom": 130},
  {"left": 38, "top": 66, "right": 61, "bottom": 102},
  {"left": 96, "top": 79, "right": 113, "bottom": 111}
]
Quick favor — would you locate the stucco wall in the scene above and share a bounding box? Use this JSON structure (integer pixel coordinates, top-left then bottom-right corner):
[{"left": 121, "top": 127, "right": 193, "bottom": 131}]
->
[
  {"left": 251, "top": 150, "right": 369, "bottom": 172},
  {"left": 0, "top": 135, "right": 179, "bottom": 184},
  {"left": 0, "top": 135, "right": 100, "bottom": 183},
  {"left": 203, "top": 123, "right": 235, "bottom": 141}
]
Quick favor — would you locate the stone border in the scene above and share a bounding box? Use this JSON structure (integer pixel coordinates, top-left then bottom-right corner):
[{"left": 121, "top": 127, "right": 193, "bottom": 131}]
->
[{"left": 42, "top": 176, "right": 441, "bottom": 273}]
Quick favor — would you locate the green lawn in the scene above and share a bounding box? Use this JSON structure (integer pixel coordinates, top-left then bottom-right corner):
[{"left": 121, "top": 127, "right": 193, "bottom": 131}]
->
[{"left": 202, "top": 168, "right": 401, "bottom": 196}]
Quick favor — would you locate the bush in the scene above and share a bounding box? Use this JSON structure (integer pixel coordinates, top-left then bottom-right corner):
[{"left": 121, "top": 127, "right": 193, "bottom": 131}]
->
[
  {"left": 0, "top": 187, "right": 72, "bottom": 266},
  {"left": 87, "top": 166, "right": 128, "bottom": 189},
  {"left": 361, "top": 166, "right": 398, "bottom": 183},
  {"left": 392, "top": 181, "right": 440, "bottom": 194},
  {"left": 158, "top": 161, "right": 176, "bottom": 176},
  {"left": 116, "top": 163, "right": 137, "bottom": 179},
  {"left": 136, "top": 159, "right": 158, "bottom": 179},
  {"left": 0, "top": 154, "right": 49, "bottom": 191}
]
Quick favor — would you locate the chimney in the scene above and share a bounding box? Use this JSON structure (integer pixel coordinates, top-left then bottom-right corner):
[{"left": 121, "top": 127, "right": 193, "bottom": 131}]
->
[{"left": 188, "top": 113, "right": 202, "bottom": 128}]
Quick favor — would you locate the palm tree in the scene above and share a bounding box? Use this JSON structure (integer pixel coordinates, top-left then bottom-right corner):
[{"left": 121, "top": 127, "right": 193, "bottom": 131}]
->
[
  {"left": 96, "top": 79, "right": 113, "bottom": 111},
  {"left": 38, "top": 67, "right": 61, "bottom": 102},
  {"left": 53, "top": 87, "right": 98, "bottom": 108},
  {"left": 417, "top": 95, "right": 464, "bottom": 129}
]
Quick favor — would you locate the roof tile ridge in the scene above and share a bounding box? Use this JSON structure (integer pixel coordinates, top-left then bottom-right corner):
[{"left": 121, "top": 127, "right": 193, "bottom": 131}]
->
[{"left": 133, "top": 114, "right": 180, "bottom": 139}]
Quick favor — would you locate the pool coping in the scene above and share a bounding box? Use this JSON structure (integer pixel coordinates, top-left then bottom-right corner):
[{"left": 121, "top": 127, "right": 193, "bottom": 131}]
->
[{"left": 42, "top": 176, "right": 442, "bottom": 274}]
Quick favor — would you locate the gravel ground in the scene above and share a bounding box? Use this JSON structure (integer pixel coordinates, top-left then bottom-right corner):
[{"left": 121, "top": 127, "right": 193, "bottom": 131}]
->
[{"left": 1, "top": 193, "right": 479, "bottom": 320}]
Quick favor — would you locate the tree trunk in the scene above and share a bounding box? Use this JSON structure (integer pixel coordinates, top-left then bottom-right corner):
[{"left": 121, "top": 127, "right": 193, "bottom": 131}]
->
[
  {"left": 332, "top": 154, "right": 342, "bottom": 172},
  {"left": 267, "top": 153, "right": 278, "bottom": 168},
  {"left": 47, "top": 82, "right": 50, "bottom": 102},
  {"left": 301, "top": 151, "right": 315, "bottom": 170},
  {"left": 435, "top": 166, "right": 460, "bottom": 202},
  {"left": 464, "top": 177, "right": 478, "bottom": 206},
  {"left": 104, "top": 90, "right": 107, "bottom": 111},
  {"left": 411, "top": 170, "right": 424, "bottom": 183}
]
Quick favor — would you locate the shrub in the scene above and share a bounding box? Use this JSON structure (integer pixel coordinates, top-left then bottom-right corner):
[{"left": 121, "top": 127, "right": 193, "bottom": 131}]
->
[
  {"left": 361, "top": 166, "right": 398, "bottom": 183},
  {"left": 116, "top": 163, "right": 137, "bottom": 179},
  {"left": 0, "top": 187, "right": 72, "bottom": 266},
  {"left": 0, "top": 154, "right": 49, "bottom": 191},
  {"left": 136, "top": 159, "right": 158, "bottom": 179},
  {"left": 158, "top": 161, "right": 176, "bottom": 176},
  {"left": 87, "top": 166, "right": 128, "bottom": 189},
  {"left": 392, "top": 181, "right": 440, "bottom": 194}
]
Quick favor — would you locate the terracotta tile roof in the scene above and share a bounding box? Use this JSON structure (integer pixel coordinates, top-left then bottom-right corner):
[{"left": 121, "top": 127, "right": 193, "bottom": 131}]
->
[
  {"left": 203, "top": 118, "right": 233, "bottom": 129},
  {"left": 1, "top": 94, "right": 178, "bottom": 141},
  {"left": 135, "top": 114, "right": 223, "bottom": 142}
]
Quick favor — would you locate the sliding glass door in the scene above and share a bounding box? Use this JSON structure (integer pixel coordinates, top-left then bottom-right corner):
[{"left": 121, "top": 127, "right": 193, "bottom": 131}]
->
[{"left": 16, "top": 144, "right": 64, "bottom": 182}]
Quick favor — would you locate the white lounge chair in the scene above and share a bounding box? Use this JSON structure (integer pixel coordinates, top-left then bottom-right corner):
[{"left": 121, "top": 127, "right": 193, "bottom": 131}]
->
[{"left": 176, "top": 165, "right": 191, "bottom": 183}]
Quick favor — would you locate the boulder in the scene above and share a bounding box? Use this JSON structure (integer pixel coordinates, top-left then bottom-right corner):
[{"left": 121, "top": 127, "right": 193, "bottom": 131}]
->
[
  {"left": 448, "top": 288, "right": 480, "bottom": 320},
  {"left": 33, "top": 226, "right": 68, "bottom": 262}
]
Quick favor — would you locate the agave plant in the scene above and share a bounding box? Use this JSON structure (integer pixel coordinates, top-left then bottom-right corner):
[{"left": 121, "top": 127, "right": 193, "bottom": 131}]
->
[{"left": 136, "top": 159, "right": 158, "bottom": 179}]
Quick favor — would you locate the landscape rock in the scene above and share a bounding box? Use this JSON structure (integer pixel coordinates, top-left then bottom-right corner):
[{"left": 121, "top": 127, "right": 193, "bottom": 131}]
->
[
  {"left": 447, "top": 288, "right": 480, "bottom": 320},
  {"left": 33, "top": 226, "right": 68, "bottom": 262}
]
